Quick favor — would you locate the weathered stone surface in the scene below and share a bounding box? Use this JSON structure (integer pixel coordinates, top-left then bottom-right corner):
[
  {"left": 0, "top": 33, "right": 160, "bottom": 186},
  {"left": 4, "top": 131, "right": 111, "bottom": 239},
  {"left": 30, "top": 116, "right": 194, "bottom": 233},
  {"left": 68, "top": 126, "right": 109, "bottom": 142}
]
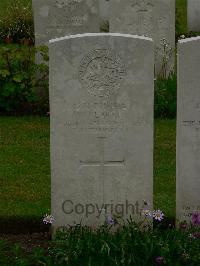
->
[
  {"left": 188, "top": 0, "right": 200, "bottom": 32},
  {"left": 109, "top": 0, "right": 175, "bottom": 75},
  {"left": 177, "top": 37, "right": 200, "bottom": 223},
  {"left": 49, "top": 33, "right": 154, "bottom": 228},
  {"left": 32, "top": 0, "right": 100, "bottom": 46},
  {"left": 99, "top": 0, "right": 110, "bottom": 22}
]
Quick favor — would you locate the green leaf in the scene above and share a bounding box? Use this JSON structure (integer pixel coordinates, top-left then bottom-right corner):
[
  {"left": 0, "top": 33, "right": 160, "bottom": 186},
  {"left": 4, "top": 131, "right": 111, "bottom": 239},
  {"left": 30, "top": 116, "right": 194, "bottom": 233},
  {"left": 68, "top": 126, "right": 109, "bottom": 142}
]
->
[
  {"left": 2, "top": 82, "right": 17, "bottom": 96},
  {"left": 0, "top": 69, "right": 10, "bottom": 78},
  {"left": 13, "top": 74, "right": 24, "bottom": 83}
]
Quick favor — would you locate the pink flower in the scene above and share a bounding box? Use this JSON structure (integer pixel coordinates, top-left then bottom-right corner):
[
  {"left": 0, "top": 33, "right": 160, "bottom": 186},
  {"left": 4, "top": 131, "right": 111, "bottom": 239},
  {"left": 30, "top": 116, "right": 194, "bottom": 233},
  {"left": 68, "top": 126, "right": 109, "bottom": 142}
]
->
[
  {"left": 191, "top": 232, "right": 200, "bottom": 239},
  {"left": 179, "top": 222, "right": 188, "bottom": 230},
  {"left": 192, "top": 212, "right": 200, "bottom": 226},
  {"left": 155, "top": 256, "right": 165, "bottom": 265}
]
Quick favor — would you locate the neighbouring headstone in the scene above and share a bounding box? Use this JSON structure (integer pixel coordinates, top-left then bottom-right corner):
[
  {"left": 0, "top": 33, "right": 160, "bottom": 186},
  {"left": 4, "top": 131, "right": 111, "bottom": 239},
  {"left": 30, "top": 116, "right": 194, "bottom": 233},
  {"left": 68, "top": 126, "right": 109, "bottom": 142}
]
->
[
  {"left": 99, "top": 0, "right": 110, "bottom": 30},
  {"left": 177, "top": 37, "right": 200, "bottom": 223},
  {"left": 188, "top": 0, "right": 200, "bottom": 32},
  {"left": 49, "top": 33, "right": 154, "bottom": 230},
  {"left": 32, "top": 0, "right": 100, "bottom": 46},
  {"left": 109, "top": 0, "right": 175, "bottom": 76}
]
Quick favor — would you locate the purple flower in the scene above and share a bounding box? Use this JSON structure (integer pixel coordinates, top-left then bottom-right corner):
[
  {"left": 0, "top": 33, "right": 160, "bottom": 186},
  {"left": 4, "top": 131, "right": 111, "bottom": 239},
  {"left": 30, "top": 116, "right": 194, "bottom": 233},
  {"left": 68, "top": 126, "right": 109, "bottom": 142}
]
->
[
  {"left": 191, "top": 232, "right": 200, "bottom": 239},
  {"left": 153, "top": 210, "right": 164, "bottom": 222},
  {"left": 43, "top": 214, "right": 55, "bottom": 224},
  {"left": 192, "top": 212, "right": 200, "bottom": 226},
  {"left": 155, "top": 256, "right": 165, "bottom": 265},
  {"left": 106, "top": 215, "right": 115, "bottom": 226},
  {"left": 142, "top": 209, "right": 152, "bottom": 217}
]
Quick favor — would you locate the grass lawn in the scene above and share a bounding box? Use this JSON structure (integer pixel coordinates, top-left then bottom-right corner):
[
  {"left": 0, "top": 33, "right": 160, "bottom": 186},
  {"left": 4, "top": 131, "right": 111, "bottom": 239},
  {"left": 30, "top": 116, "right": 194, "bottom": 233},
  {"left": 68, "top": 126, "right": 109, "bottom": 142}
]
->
[
  {"left": 0, "top": 0, "right": 31, "bottom": 15},
  {"left": 154, "top": 119, "right": 176, "bottom": 219},
  {"left": 0, "top": 117, "right": 50, "bottom": 220},
  {"left": 0, "top": 117, "right": 176, "bottom": 221},
  {"left": 176, "top": 0, "right": 187, "bottom": 35}
]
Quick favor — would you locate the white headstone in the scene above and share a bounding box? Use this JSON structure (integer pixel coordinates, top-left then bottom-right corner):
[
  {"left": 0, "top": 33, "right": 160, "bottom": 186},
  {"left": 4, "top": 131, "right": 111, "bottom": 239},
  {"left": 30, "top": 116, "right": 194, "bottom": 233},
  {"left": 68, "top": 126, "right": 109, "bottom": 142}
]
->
[
  {"left": 109, "top": 0, "right": 175, "bottom": 76},
  {"left": 32, "top": 0, "right": 100, "bottom": 46},
  {"left": 99, "top": 0, "right": 110, "bottom": 22},
  {"left": 177, "top": 37, "right": 200, "bottom": 223},
  {"left": 49, "top": 33, "right": 154, "bottom": 229},
  {"left": 188, "top": 0, "right": 200, "bottom": 32}
]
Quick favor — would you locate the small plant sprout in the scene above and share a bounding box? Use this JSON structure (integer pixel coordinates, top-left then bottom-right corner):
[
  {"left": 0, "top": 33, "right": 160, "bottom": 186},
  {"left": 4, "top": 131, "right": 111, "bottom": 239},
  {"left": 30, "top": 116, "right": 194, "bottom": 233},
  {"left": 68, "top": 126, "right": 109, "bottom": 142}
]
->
[
  {"left": 43, "top": 214, "right": 55, "bottom": 225},
  {"left": 153, "top": 210, "right": 164, "bottom": 222},
  {"left": 156, "top": 37, "right": 173, "bottom": 79},
  {"left": 160, "top": 38, "right": 169, "bottom": 49}
]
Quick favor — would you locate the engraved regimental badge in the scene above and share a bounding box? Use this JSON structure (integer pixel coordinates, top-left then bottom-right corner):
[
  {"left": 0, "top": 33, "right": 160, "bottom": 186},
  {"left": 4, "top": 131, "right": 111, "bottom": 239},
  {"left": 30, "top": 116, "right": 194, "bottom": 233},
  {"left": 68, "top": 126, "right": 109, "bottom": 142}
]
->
[{"left": 79, "top": 49, "right": 126, "bottom": 98}]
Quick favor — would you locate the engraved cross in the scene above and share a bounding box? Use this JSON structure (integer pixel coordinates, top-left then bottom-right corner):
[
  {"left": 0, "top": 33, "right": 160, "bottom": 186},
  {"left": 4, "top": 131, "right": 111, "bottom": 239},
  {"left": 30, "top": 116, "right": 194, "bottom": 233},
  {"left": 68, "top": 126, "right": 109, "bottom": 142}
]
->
[
  {"left": 80, "top": 137, "right": 125, "bottom": 172},
  {"left": 80, "top": 137, "right": 125, "bottom": 202}
]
